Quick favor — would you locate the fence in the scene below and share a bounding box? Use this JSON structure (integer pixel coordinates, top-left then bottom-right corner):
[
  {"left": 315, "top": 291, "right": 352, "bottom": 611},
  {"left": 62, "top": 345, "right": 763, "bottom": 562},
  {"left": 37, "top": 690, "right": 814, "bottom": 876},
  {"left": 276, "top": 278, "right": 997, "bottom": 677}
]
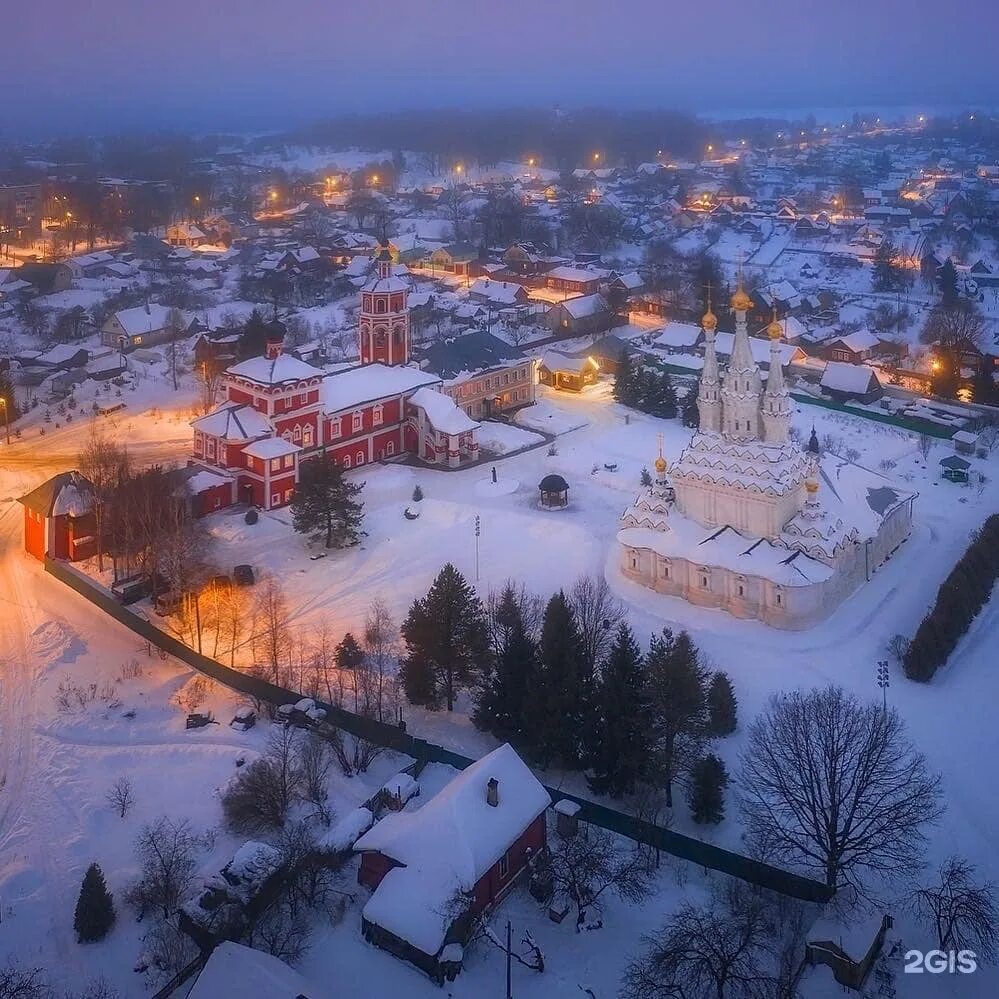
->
[{"left": 45, "top": 557, "right": 833, "bottom": 905}]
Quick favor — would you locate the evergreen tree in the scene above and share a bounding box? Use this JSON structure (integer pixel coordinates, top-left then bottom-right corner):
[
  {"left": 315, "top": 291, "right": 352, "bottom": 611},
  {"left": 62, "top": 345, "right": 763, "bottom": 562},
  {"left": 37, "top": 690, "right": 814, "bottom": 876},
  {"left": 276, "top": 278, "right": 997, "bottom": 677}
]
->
[
  {"left": 238, "top": 308, "right": 284, "bottom": 359},
  {"left": 0, "top": 369, "right": 19, "bottom": 423},
  {"left": 939, "top": 258, "right": 959, "bottom": 308},
  {"left": 706, "top": 671, "right": 738, "bottom": 736},
  {"left": 687, "top": 754, "right": 728, "bottom": 824},
  {"left": 681, "top": 393, "right": 700, "bottom": 429},
  {"left": 473, "top": 591, "right": 537, "bottom": 745},
  {"left": 290, "top": 452, "right": 364, "bottom": 549},
  {"left": 74, "top": 862, "right": 115, "bottom": 943},
  {"left": 652, "top": 370, "right": 679, "bottom": 419},
  {"left": 526, "top": 591, "right": 592, "bottom": 767},
  {"left": 400, "top": 564, "right": 489, "bottom": 711},
  {"left": 334, "top": 632, "right": 364, "bottom": 671},
  {"left": 613, "top": 348, "right": 639, "bottom": 406},
  {"left": 645, "top": 628, "right": 708, "bottom": 807},
  {"left": 587, "top": 623, "right": 650, "bottom": 797},
  {"left": 412, "top": 484, "right": 424, "bottom": 502},
  {"left": 636, "top": 366, "right": 658, "bottom": 414},
  {"left": 872, "top": 238, "right": 900, "bottom": 292},
  {"left": 640, "top": 467, "right": 652, "bottom": 487}
]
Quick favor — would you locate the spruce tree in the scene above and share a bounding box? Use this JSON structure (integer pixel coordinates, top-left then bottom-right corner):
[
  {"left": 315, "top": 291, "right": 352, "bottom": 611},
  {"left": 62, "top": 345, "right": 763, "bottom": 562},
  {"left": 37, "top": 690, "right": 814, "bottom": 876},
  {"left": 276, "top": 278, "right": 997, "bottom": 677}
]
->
[
  {"left": 649, "top": 370, "right": 678, "bottom": 419},
  {"left": 527, "top": 591, "right": 591, "bottom": 767},
  {"left": 400, "top": 564, "right": 489, "bottom": 711},
  {"left": 645, "top": 628, "right": 708, "bottom": 807},
  {"left": 640, "top": 467, "right": 652, "bottom": 487},
  {"left": 335, "top": 632, "right": 364, "bottom": 671},
  {"left": 613, "top": 349, "right": 638, "bottom": 406},
  {"left": 473, "top": 594, "right": 537, "bottom": 746},
  {"left": 939, "top": 258, "right": 959, "bottom": 308},
  {"left": 706, "top": 671, "right": 738, "bottom": 736},
  {"left": 290, "top": 452, "right": 364, "bottom": 549},
  {"left": 687, "top": 754, "right": 728, "bottom": 824},
  {"left": 682, "top": 394, "right": 700, "bottom": 429},
  {"left": 587, "top": 623, "right": 650, "bottom": 797},
  {"left": 74, "top": 863, "right": 115, "bottom": 943}
]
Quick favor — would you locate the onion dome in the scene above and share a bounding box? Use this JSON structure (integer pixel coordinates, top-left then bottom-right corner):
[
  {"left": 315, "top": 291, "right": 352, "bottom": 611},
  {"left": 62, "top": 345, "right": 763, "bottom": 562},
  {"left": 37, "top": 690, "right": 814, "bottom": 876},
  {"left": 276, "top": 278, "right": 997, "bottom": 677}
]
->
[
  {"left": 701, "top": 306, "right": 718, "bottom": 332},
  {"left": 654, "top": 454, "right": 668, "bottom": 474},
  {"left": 805, "top": 477, "right": 819, "bottom": 495},
  {"left": 730, "top": 283, "right": 753, "bottom": 312},
  {"left": 767, "top": 311, "right": 783, "bottom": 340}
]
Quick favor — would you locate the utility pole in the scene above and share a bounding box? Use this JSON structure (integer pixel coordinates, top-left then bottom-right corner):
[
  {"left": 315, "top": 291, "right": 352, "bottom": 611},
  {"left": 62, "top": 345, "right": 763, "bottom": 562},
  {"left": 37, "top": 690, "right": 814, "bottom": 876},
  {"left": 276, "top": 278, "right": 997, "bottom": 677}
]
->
[
  {"left": 506, "top": 919, "right": 513, "bottom": 999},
  {"left": 0, "top": 397, "right": 8, "bottom": 445},
  {"left": 474, "top": 515, "right": 481, "bottom": 582}
]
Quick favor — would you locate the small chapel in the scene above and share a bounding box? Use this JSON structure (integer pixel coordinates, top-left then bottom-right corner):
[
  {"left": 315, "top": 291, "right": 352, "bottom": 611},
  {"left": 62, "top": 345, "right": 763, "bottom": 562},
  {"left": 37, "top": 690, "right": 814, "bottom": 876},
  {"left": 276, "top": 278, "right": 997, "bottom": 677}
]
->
[{"left": 618, "top": 283, "right": 916, "bottom": 629}]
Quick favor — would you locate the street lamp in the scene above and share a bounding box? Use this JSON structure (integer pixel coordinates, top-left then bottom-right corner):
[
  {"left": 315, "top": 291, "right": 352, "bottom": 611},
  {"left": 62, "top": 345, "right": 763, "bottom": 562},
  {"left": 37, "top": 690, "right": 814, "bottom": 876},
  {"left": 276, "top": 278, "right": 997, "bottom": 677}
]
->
[{"left": 0, "top": 397, "right": 9, "bottom": 445}]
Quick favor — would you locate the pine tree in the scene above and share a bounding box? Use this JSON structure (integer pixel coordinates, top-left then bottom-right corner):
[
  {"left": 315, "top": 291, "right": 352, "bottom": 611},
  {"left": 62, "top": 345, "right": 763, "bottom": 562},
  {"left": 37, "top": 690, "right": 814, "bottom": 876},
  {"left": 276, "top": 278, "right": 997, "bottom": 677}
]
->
[
  {"left": 74, "top": 862, "right": 115, "bottom": 942},
  {"left": 687, "top": 754, "right": 728, "bottom": 824},
  {"left": 636, "top": 366, "right": 658, "bottom": 414},
  {"left": 649, "top": 370, "right": 678, "bottom": 419},
  {"left": 706, "top": 671, "right": 738, "bottom": 736},
  {"left": 613, "top": 348, "right": 638, "bottom": 406},
  {"left": 290, "top": 452, "right": 364, "bottom": 549},
  {"left": 872, "top": 238, "right": 900, "bottom": 292},
  {"left": 939, "top": 258, "right": 959, "bottom": 308},
  {"left": 645, "top": 628, "right": 708, "bottom": 807},
  {"left": 681, "top": 394, "right": 700, "bottom": 429},
  {"left": 587, "top": 623, "right": 650, "bottom": 797},
  {"left": 0, "top": 369, "right": 19, "bottom": 423},
  {"left": 335, "top": 632, "right": 364, "bottom": 671},
  {"left": 640, "top": 467, "right": 652, "bottom": 486},
  {"left": 526, "top": 591, "right": 592, "bottom": 767},
  {"left": 412, "top": 484, "right": 424, "bottom": 502},
  {"left": 400, "top": 564, "right": 489, "bottom": 711},
  {"left": 473, "top": 591, "right": 537, "bottom": 745}
]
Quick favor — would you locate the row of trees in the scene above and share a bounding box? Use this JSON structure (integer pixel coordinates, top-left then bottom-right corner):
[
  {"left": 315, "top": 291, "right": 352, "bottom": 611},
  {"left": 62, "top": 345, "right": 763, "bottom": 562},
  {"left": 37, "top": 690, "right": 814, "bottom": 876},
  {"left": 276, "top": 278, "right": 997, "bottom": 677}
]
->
[
  {"left": 614, "top": 350, "right": 699, "bottom": 427},
  {"left": 399, "top": 566, "right": 738, "bottom": 821},
  {"left": 902, "top": 515, "right": 999, "bottom": 680}
]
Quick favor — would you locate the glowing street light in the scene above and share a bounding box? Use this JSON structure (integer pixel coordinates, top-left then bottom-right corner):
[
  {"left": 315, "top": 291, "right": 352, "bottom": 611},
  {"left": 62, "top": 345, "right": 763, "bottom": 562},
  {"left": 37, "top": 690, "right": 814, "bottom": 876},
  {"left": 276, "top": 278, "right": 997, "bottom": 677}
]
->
[
  {"left": 0, "top": 397, "right": 9, "bottom": 445},
  {"left": 527, "top": 157, "right": 536, "bottom": 167}
]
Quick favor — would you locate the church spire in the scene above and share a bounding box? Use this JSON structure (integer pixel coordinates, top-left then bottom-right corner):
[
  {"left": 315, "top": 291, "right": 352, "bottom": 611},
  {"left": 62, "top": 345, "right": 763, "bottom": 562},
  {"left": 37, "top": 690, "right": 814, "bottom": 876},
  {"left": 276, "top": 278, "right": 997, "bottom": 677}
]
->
[
  {"left": 721, "top": 271, "right": 762, "bottom": 441},
  {"left": 696, "top": 285, "right": 721, "bottom": 433},
  {"left": 761, "top": 310, "right": 792, "bottom": 444}
]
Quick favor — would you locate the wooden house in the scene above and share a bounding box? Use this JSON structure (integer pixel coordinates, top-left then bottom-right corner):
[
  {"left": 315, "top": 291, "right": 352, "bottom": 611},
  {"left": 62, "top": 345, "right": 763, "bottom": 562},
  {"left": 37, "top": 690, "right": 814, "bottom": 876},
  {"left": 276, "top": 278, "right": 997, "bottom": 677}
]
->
[
  {"left": 537, "top": 350, "right": 600, "bottom": 391},
  {"left": 19, "top": 471, "right": 96, "bottom": 562}
]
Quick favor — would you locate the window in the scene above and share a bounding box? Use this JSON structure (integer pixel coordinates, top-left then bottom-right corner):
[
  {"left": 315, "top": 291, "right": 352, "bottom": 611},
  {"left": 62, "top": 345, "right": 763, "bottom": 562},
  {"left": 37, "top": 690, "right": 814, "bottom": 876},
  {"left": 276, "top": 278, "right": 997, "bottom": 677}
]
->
[
  {"left": 352, "top": 411, "right": 363, "bottom": 433},
  {"left": 375, "top": 299, "right": 386, "bottom": 314},
  {"left": 270, "top": 458, "right": 281, "bottom": 473},
  {"left": 629, "top": 551, "right": 639, "bottom": 570},
  {"left": 356, "top": 450, "right": 365, "bottom": 466},
  {"left": 292, "top": 425, "right": 302, "bottom": 442},
  {"left": 499, "top": 852, "right": 509, "bottom": 879},
  {"left": 285, "top": 489, "right": 294, "bottom": 502},
  {"left": 343, "top": 454, "right": 351, "bottom": 469},
  {"left": 271, "top": 493, "right": 280, "bottom": 506},
  {"left": 302, "top": 424, "right": 314, "bottom": 447},
  {"left": 373, "top": 404, "right": 383, "bottom": 427},
  {"left": 659, "top": 558, "right": 670, "bottom": 580},
  {"left": 283, "top": 454, "right": 293, "bottom": 469},
  {"left": 737, "top": 584, "right": 745, "bottom": 597},
  {"left": 330, "top": 417, "right": 341, "bottom": 438},
  {"left": 701, "top": 576, "right": 709, "bottom": 588},
  {"left": 206, "top": 438, "right": 215, "bottom": 458},
  {"left": 775, "top": 590, "right": 783, "bottom": 607},
  {"left": 385, "top": 441, "right": 395, "bottom": 456}
]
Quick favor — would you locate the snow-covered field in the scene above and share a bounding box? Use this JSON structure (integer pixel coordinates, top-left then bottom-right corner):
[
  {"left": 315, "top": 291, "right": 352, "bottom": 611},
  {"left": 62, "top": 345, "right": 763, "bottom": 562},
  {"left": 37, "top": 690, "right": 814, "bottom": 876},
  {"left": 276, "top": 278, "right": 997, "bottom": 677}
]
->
[{"left": 2, "top": 379, "right": 998, "bottom": 997}]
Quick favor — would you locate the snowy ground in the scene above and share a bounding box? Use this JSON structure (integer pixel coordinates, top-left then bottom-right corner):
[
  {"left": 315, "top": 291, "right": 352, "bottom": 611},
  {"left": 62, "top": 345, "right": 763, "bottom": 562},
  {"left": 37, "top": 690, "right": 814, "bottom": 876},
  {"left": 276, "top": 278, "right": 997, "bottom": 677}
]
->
[{"left": 2, "top": 378, "right": 998, "bottom": 996}]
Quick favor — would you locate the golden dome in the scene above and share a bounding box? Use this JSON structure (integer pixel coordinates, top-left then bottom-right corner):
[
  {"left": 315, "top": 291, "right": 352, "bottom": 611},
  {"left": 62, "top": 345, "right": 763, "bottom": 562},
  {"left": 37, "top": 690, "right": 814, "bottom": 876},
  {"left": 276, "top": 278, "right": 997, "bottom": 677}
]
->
[
  {"left": 701, "top": 307, "right": 718, "bottom": 332},
  {"left": 654, "top": 455, "right": 668, "bottom": 474},
  {"left": 767, "top": 312, "right": 783, "bottom": 340},
  {"left": 805, "top": 477, "right": 819, "bottom": 495},
  {"left": 731, "top": 285, "right": 753, "bottom": 312}
]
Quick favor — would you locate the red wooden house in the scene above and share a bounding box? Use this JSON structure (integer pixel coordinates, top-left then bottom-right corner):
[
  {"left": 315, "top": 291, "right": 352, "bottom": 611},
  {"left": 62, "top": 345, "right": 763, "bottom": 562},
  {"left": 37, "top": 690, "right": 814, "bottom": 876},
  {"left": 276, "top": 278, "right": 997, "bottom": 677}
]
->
[
  {"left": 354, "top": 744, "right": 551, "bottom": 982},
  {"left": 19, "top": 471, "right": 97, "bottom": 562}
]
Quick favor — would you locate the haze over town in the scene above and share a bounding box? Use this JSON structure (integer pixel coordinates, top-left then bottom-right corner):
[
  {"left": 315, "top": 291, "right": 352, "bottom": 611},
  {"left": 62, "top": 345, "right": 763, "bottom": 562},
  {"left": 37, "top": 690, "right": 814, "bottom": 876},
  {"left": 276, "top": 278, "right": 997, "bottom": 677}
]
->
[{"left": 1, "top": 4, "right": 999, "bottom": 999}]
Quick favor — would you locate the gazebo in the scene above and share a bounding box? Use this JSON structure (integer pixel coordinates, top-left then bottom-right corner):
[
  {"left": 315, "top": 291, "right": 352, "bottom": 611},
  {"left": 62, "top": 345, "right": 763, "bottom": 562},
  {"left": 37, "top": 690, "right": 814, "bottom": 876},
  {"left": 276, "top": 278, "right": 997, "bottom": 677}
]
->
[
  {"left": 538, "top": 473, "right": 569, "bottom": 509},
  {"left": 939, "top": 454, "right": 971, "bottom": 483}
]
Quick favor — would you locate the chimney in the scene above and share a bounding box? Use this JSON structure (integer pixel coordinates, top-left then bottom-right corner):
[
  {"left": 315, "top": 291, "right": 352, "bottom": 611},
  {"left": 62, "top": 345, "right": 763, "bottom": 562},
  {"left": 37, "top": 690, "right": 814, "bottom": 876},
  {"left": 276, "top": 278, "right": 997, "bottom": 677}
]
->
[
  {"left": 486, "top": 777, "right": 499, "bottom": 808},
  {"left": 265, "top": 338, "right": 283, "bottom": 361}
]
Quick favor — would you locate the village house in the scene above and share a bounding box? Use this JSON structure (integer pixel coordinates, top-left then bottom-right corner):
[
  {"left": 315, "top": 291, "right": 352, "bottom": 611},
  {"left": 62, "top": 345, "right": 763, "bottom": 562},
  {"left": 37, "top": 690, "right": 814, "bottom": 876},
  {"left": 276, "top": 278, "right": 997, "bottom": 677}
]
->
[
  {"left": 427, "top": 242, "right": 479, "bottom": 278},
  {"left": 18, "top": 471, "right": 96, "bottom": 562},
  {"left": 101, "top": 303, "right": 176, "bottom": 351},
  {"left": 468, "top": 277, "right": 531, "bottom": 308},
  {"left": 165, "top": 222, "right": 208, "bottom": 247},
  {"left": 545, "top": 293, "right": 615, "bottom": 336},
  {"left": 354, "top": 744, "right": 550, "bottom": 983},
  {"left": 17, "top": 262, "right": 73, "bottom": 296},
  {"left": 502, "top": 242, "right": 552, "bottom": 276},
  {"left": 819, "top": 361, "right": 884, "bottom": 404},
  {"left": 537, "top": 350, "right": 600, "bottom": 391},
  {"left": 545, "top": 265, "right": 602, "bottom": 296},
  {"left": 822, "top": 330, "right": 883, "bottom": 365},
  {"left": 416, "top": 330, "right": 536, "bottom": 419}
]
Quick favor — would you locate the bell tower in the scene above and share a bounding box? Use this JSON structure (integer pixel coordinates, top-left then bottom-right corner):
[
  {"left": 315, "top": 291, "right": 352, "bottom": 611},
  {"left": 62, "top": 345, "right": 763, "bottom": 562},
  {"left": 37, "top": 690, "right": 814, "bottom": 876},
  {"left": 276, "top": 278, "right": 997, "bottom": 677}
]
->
[
  {"left": 720, "top": 277, "right": 762, "bottom": 441},
  {"left": 761, "top": 311, "right": 792, "bottom": 444},
  {"left": 359, "top": 240, "right": 410, "bottom": 366}
]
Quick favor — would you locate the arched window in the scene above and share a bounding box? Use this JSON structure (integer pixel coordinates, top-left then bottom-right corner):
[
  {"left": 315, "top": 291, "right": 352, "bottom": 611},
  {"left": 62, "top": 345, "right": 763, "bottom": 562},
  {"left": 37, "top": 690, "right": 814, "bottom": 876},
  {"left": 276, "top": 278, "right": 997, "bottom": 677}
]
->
[
  {"left": 292, "top": 425, "right": 302, "bottom": 442},
  {"left": 373, "top": 404, "right": 383, "bottom": 427},
  {"left": 355, "top": 450, "right": 365, "bottom": 466},
  {"left": 375, "top": 298, "right": 386, "bottom": 314},
  {"left": 343, "top": 454, "right": 351, "bottom": 469},
  {"left": 302, "top": 424, "right": 314, "bottom": 447},
  {"left": 329, "top": 417, "right": 341, "bottom": 438},
  {"left": 385, "top": 441, "right": 395, "bottom": 456},
  {"left": 775, "top": 588, "right": 783, "bottom": 607}
]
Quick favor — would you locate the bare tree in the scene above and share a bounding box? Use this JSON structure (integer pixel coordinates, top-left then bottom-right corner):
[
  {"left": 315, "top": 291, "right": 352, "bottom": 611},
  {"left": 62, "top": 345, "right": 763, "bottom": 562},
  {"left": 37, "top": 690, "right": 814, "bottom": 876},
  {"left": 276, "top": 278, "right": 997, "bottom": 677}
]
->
[
  {"left": 222, "top": 727, "right": 303, "bottom": 834},
  {"left": 0, "top": 961, "right": 49, "bottom": 999},
  {"left": 622, "top": 885, "right": 778, "bottom": 999},
  {"left": 740, "top": 686, "right": 942, "bottom": 893},
  {"left": 570, "top": 573, "right": 624, "bottom": 672},
  {"left": 125, "top": 817, "right": 199, "bottom": 919},
  {"left": 912, "top": 856, "right": 997, "bottom": 961},
  {"left": 362, "top": 597, "right": 398, "bottom": 723},
  {"left": 77, "top": 423, "right": 130, "bottom": 572},
  {"left": 106, "top": 776, "right": 135, "bottom": 818},
  {"left": 542, "top": 826, "right": 651, "bottom": 931},
  {"left": 254, "top": 578, "right": 291, "bottom": 687},
  {"left": 165, "top": 308, "right": 186, "bottom": 392},
  {"left": 300, "top": 733, "right": 336, "bottom": 826}
]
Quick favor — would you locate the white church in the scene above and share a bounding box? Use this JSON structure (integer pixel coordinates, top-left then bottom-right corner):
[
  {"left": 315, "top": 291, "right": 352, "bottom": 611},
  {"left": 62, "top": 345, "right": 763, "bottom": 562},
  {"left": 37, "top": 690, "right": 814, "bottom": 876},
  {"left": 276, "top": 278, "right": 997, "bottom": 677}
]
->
[{"left": 618, "top": 284, "right": 917, "bottom": 629}]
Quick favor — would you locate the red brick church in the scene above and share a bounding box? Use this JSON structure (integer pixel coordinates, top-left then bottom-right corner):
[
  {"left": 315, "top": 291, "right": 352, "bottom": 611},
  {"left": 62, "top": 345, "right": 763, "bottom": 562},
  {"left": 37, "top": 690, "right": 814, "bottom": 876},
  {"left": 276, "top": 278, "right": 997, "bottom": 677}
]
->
[{"left": 190, "top": 245, "right": 480, "bottom": 511}]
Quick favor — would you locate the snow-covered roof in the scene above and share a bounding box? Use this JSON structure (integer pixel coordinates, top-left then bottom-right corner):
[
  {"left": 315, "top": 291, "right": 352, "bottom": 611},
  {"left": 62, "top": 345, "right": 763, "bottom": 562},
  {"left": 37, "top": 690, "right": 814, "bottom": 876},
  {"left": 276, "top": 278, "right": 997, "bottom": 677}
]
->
[
  {"left": 469, "top": 278, "right": 524, "bottom": 304},
  {"left": 820, "top": 361, "right": 880, "bottom": 394},
  {"left": 539, "top": 350, "right": 599, "bottom": 374},
  {"left": 713, "top": 331, "right": 799, "bottom": 367},
  {"left": 187, "top": 942, "right": 318, "bottom": 999},
  {"left": 322, "top": 363, "right": 440, "bottom": 414},
  {"left": 226, "top": 353, "right": 322, "bottom": 386},
  {"left": 242, "top": 437, "right": 301, "bottom": 460},
  {"left": 409, "top": 386, "right": 480, "bottom": 435},
  {"left": 546, "top": 265, "right": 602, "bottom": 283},
  {"left": 114, "top": 303, "right": 173, "bottom": 336},
  {"left": 355, "top": 744, "right": 550, "bottom": 957},
  {"left": 191, "top": 402, "right": 272, "bottom": 441},
  {"left": 19, "top": 471, "right": 94, "bottom": 518},
  {"left": 653, "top": 322, "right": 701, "bottom": 350},
  {"left": 559, "top": 293, "right": 608, "bottom": 320},
  {"left": 361, "top": 273, "right": 410, "bottom": 294},
  {"left": 833, "top": 330, "right": 880, "bottom": 353}
]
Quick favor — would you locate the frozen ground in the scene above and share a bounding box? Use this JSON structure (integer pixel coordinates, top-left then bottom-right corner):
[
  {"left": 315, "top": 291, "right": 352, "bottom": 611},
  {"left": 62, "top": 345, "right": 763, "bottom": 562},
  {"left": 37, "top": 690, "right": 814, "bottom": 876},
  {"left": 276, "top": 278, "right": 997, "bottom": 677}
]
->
[{"left": 1, "top": 379, "right": 998, "bottom": 996}]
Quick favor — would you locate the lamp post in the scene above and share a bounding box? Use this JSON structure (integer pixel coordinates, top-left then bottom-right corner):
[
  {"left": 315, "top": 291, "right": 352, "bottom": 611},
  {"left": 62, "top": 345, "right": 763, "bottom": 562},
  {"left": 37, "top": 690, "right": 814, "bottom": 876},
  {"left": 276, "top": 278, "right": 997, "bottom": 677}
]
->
[
  {"left": 0, "top": 397, "right": 8, "bottom": 444},
  {"left": 876, "top": 660, "right": 890, "bottom": 713},
  {"left": 474, "top": 514, "right": 480, "bottom": 582}
]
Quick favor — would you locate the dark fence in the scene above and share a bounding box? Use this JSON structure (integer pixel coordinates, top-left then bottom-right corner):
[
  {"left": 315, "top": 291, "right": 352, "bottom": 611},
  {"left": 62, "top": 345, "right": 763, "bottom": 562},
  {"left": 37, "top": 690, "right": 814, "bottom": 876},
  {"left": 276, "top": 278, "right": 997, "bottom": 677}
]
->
[{"left": 46, "top": 558, "right": 833, "bottom": 905}]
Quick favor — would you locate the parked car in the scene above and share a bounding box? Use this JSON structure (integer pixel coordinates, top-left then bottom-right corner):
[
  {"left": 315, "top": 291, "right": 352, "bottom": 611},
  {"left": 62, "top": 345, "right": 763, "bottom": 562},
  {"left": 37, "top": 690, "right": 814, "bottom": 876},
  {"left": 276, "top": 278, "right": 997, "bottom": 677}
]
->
[
  {"left": 185, "top": 711, "right": 215, "bottom": 729},
  {"left": 112, "top": 577, "right": 150, "bottom": 605},
  {"left": 233, "top": 564, "right": 255, "bottom": 586},
  {"left": 153, "top": 590, "right": 184, "bottom": 616},
  {"left": 230, "top": 707, "right": 256, "bottom": 731}
]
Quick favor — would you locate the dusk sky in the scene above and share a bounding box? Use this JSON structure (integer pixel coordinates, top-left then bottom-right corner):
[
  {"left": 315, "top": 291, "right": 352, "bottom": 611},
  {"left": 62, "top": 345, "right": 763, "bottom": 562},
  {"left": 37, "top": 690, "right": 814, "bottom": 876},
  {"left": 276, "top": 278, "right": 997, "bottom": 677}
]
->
[{"left": 8, "top": 0, "right": 999, "bottom": 137}]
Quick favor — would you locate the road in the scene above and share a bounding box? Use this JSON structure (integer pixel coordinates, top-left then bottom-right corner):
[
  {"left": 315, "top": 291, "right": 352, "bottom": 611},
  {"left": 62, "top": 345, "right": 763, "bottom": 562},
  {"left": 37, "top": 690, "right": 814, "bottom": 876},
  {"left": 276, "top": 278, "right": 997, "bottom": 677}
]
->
[{"left": 0, "top": 413, "right": 190, "bottom": 972}]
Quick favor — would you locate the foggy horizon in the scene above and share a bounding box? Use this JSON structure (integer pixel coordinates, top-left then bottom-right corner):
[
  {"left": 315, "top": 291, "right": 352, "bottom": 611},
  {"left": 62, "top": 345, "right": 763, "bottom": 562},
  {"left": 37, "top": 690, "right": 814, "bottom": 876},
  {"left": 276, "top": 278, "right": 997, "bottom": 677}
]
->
[{"left": 6, "top": 0, "right": 999, "bottom": 139}]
